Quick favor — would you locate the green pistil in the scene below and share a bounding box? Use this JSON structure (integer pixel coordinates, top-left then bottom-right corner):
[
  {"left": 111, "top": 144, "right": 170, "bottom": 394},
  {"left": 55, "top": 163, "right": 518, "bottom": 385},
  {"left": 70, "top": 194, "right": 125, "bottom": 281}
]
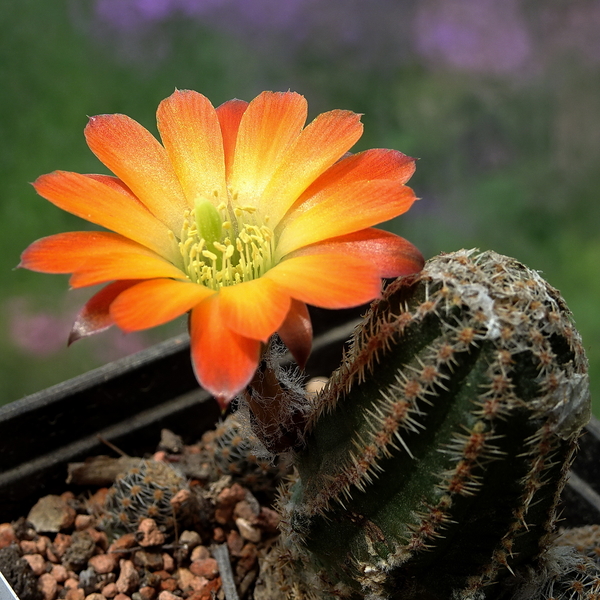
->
[
  {"left": 179, "top": 203, "right": 276, "bottom": 290},
  {"left": 195, "top": 199, "right": 223, "bottom": 256}
]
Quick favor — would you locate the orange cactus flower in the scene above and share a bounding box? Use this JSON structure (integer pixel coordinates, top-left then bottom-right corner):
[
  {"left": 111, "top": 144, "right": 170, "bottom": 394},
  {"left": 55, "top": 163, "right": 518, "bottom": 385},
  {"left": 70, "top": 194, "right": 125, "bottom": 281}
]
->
[{"left": 20, "top": 90, "right": 423, "bottom": 404}]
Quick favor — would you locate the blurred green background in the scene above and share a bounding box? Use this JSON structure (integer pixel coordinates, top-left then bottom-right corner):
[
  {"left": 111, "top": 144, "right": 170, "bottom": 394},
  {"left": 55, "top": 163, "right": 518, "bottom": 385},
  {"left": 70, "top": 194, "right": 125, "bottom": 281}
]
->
[{"left": 2, "top": 0, "right": 599, "bottom": 414}]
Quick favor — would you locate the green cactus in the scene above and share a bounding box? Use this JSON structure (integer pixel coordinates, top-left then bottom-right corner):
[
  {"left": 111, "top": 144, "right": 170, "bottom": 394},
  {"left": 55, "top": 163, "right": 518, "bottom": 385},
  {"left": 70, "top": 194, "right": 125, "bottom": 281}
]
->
[
  {"left": 272, "top": 249, "right": 590, "bottom": 600},
  {"left": 102, "top": 459, "right": 189, "bottom": 534}
]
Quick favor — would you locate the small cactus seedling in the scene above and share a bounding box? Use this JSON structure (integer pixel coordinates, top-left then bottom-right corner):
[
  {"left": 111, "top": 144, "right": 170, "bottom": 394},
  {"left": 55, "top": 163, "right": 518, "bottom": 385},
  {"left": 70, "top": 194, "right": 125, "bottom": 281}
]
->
[
  {"left": 276, "top": 249, "right": 590, "bottom": 600},
  {"left": 197, "top": 414, "right": 290, "bottom": 491},
  {"left": 103, "top": 459, "right": 188, "bottom": 534}
]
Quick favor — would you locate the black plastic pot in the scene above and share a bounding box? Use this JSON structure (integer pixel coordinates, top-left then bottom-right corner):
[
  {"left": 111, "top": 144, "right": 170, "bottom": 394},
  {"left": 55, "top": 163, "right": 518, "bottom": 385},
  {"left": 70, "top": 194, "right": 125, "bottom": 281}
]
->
[{"left": 1, "top": 308, "right": 598, "bottom": 528}]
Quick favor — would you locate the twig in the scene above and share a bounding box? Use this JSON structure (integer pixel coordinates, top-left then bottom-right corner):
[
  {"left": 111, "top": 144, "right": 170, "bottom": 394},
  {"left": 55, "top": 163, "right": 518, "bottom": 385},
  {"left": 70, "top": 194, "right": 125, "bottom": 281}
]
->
[
  {"left": 96, "top": 435, "right": 129, "bottom": 457},
  {"left": 211, "top": 543, "right": 239, "bottom": 600},
  {"left": 66, "top": 456, "right": 142, "bottom": 485}
]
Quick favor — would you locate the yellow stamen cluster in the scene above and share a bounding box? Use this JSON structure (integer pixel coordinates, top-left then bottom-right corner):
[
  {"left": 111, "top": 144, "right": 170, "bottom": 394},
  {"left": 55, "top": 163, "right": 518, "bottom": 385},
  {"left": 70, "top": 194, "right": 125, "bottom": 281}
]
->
[{"left": 179, "top": 202, "right": 276, "bottom": 290}]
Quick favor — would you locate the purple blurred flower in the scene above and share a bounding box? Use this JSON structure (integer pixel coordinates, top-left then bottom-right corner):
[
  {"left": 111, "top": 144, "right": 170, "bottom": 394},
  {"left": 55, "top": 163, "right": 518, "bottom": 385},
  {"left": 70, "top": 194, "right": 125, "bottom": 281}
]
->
[
  {"left": 78, "top": 0, "right": 415, "bottom": 68},
  {"left": 93, "top": 0, "right": 309, "bottom": 32},
  {"left": 6, "top": 296, "right": 149, "bottom": 361},
  {"left": 7, "top": 298, "right": 70, "bottom": 357},
  {"left": 414, "top": 0, "right": 532, "bottom": 74}
]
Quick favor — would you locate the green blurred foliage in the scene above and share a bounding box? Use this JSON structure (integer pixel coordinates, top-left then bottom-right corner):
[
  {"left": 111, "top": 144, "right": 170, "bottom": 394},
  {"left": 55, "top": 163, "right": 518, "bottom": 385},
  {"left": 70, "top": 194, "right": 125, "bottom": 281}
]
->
[{"left": 1, "top": 0, "right": 598, "bottom": 415}]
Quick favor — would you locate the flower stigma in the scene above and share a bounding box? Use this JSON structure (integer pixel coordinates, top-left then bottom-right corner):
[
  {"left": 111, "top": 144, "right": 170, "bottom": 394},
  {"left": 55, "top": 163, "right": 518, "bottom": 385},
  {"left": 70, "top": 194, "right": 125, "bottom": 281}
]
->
[{"left": 179, "top": 199, "right": 276, "bottom": 290}]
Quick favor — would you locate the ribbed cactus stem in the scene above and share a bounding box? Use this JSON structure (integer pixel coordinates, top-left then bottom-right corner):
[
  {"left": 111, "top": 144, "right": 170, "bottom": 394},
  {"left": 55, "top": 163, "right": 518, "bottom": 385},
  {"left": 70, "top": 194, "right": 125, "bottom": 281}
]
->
[{"left": 277, "top": 249, "right": 590, "bottom": 600}]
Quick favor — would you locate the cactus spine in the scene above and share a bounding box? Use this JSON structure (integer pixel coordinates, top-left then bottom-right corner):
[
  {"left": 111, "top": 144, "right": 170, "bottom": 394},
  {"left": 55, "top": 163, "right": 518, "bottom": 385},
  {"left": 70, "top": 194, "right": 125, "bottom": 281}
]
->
[{"left": 276, "top": 249, "right": 590, "bottom": 600}]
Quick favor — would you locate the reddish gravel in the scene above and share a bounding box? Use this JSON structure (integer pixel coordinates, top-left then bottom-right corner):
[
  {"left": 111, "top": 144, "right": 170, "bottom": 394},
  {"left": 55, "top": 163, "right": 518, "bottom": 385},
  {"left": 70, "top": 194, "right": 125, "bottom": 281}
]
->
[{"left": 0, "top": 428, "right": 284, "bottom": 600}]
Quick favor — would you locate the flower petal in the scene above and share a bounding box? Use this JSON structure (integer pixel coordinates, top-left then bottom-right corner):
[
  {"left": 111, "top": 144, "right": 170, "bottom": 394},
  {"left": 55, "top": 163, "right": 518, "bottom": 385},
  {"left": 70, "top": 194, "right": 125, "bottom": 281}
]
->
[
  {"left": 291, "top": 228, "right": 425, "bottom": 278},
  {"left": 157, "top": 90, "right": 227, "bottom": 206},
  {"left": 69, "top": 280, "right": 140, "bottom": 344},
  {"left": 85, "top": 113, "right": 189, "bottom": 232},
  {"left": 275, "top": 180, "right": 417, "bottom": 259},
  {"left": 277, "top": 299, "right": 312, "bottom": 369},
  {"left": 261, "top": 109, "right": 364, "bottom": 226},
  {"left": 219, "top": 278, "right": 291, "bottom": 342},
  {"left": 110, "top": 278, "right": 215, "bottom": 331},
  {"left": 216, "top": 98, "right": 248, "bottom": 178},
  {"left": 19, "top": 231, "right": 161, "bottom": 274},
  {"left": 291, "top": 149, "right": 416, "bottom": 216},
  {"left": 229, "top": 91, "right": 307, "bottom": 208},
  {"left": 190, "top": 296, "right": 261, "bottom": 402},
  {"left": 85, "top": 174, "right": 141, "bottom": 201},
  {"left": 264, "top": 253, "right": 382, "bottom": 309},
  {"left": 69, "top": 252, "right": 187, "bottom": 288},
  {"left": 32, "top": 172, "right": 178, "bottom": 262}
]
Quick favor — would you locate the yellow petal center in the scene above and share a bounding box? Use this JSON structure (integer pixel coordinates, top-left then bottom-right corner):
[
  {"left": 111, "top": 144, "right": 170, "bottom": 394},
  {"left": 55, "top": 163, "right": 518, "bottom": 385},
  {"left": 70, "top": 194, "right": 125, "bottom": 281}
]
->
[{"left": 179, "top": 201, "right": 275, "bottom": 290}]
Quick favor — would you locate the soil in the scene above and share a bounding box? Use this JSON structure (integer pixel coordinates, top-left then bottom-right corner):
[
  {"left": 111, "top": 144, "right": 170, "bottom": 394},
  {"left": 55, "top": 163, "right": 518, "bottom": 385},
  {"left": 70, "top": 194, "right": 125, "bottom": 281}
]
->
[{"left": 0, "top": 420, "right": 286, "bottom": 600}]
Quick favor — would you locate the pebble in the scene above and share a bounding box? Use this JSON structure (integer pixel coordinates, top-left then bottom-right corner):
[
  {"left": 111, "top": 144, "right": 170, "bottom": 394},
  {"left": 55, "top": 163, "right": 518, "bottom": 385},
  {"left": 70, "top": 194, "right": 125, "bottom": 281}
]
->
[
  {"left": 161, "top": 553, "right": 175, "bottom": 573},
  {"left": 114, "top": 594, "right": 131, "bottom": 600},
  {"left": 236, "top": 543, "right": 257, "bottom": 578},
  {"left": 89, "top": 553, "right": 119, "bottom": 574},
  {"left": 46, "top": 546, "right": 60, "bottom": 564},
  {"left": 158, "top": 577, "right": 177, "bottom": 592},
  {"left": 85, "top": 528, "right": 108, "bottom": 550},
  {"left": 108, "top": 533, "right": 137, "bottom": 553},
  {"left": 37, "top": 572, "right": 58, "bottom": 600},
  {"left": 87, "top": 489, "right": 109, "bottom": 512},
  {"left": 179, "top": 530, "right": 201, "bottom": 550},
  {"left": 23, "top": 553, "right": 47, "bottom": 576},
  {"left": 189, "top": 545, "right": 209, "bottom": 562},
  {"left": 0, "top": 523, "right": 17, "bottom": 548},
  {"left": 189, "top": 577, "right": 210, "bottom": 593},
  {"left": 189, "top": 558, "right": 219, "bottom": 580},
  {"left": 305, "top": 376, "right": 328, "bottom": 398},
  {"left": 226, "top": 530, "right": 244, "bottom": 557},
  {"left": 64, "top": 588, "right": 85, "bottom": 600},
  {"left": 235, "top": 517, "right": 261, "bottom": 543},
  {"left": 136, "top": 519, "right": 165, "bottom": 547},
  {"left": 212, "top": 528, "right": 225, "bottom": 543},
  {"left": 75, "top": 515, "right": 95, "bottom": 531},
  {"left": 214, "top": 485, "right": 246, "bottom": 524},
  {"left": 51, "top": 564, "right": 68, "bottom": 583},
  {"left": 157, "top": 591, "right": 178, "bottom": 600},
  {"left": 79, "top": 567, "right": 99, "bottom": 595},
  {"left": 64, "top": 578, "right": 80, "bottom": 590},
  {"left": 158, "top": 429, "right": 183, "bottom": 454},
  {"left": 27, "top": 495, "right": 76, "bottom": 533},
  {"left": 137, "top": 586, "right": 156, "bottom": 600},
  {"left": 116, "top": 560, "right": 139, "bottom": 595},
  {"left": 177, "top": 568, "right": 210, "bottom": 593},
  {"left": 37, "top": 536, "right": 52, "bottom": 555},
  {"left": 257, "top": 506, "right": 280, "bottom": 532},
  {"left": 133, "top": 551, "right": 163, "bottom": 571},
  {"left": 86, "top": 594, "right": 106, "bottom": 600},
  {"left": 101, "top": 582, "right": 118, "bottom": 598},
  {"left": 52, "top": 533, "right": 72, "bottom": 558},
  {"left": 186, "top": 577, "right": 221, "bottom": 600},
  {"left": 175, "top": 568, "right": 195, "bottom": 591},
  {"left": 62, "top": 531, "right": 97, "bottom": 572},
  {"left": 20, "top": 539, "right": 39, "bottom": 554},
  {"left": 234, "top": 500, "right": 259, "bottom": 522},
  {"left": 169, "top": 488, "right": 191, "bottom": 511}
]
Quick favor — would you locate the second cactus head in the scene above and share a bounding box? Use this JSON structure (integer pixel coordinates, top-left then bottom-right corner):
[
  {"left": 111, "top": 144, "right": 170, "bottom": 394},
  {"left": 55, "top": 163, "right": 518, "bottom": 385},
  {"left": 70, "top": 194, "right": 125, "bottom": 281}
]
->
[{"left": 276, "top": 249, "right": 590, "bottom": 600}]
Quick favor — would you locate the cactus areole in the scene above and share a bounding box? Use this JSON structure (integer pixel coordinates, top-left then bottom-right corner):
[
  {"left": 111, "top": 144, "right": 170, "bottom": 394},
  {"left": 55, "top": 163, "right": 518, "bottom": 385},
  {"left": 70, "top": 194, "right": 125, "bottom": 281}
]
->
[{"left": 279, "top": 250, "right": 590, "bottom": 600}]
